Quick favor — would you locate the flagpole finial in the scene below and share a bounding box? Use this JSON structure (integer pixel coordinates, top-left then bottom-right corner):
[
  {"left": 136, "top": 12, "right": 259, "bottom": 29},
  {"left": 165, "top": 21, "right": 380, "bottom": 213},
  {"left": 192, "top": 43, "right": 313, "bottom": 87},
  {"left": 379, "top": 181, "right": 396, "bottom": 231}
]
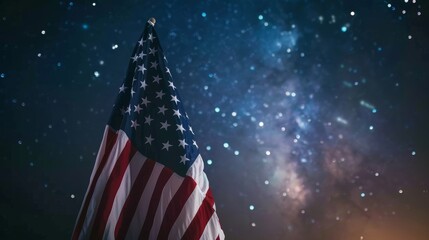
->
[{"left": 148, "top": 18, "right": 156, "bottom": 26}]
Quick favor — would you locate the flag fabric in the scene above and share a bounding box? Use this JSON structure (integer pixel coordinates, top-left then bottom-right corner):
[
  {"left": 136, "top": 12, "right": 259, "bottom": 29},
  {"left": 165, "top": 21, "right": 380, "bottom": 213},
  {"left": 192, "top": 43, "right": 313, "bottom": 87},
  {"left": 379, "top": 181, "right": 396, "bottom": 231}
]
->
[{"left": 72, "top": 19, "right": 224, "bottom": 240}]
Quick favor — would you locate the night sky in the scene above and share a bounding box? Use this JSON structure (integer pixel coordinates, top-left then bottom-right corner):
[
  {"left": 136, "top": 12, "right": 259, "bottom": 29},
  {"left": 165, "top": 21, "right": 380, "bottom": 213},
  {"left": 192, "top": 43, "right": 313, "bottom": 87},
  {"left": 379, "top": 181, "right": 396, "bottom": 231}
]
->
[{"left": 1, "top": 0, "right": 429, "bottom": 239}]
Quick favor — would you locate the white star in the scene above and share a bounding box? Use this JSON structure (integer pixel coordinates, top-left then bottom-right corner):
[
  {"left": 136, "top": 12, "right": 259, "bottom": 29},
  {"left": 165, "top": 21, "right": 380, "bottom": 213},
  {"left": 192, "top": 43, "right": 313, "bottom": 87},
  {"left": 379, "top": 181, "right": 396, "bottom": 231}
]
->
[
  {"left": 148, "top": 33, "right": 156, "bottom": 42},
  {"left": 166, "top": 67, "right": 172, "bottom": 76},
  {"left": 150, "top": 61, "right": 158, "bottom": 69},
  {"left": 145, "top": 135, "right": 154, "bottom": 145},
  {"left": 173, "top": 109, "right": 182, "bottom": 118},
  {"left": 193, "top": 140, "right": 198, "bottom": 148},
  {"left": 189, "top": 126, "right": 194, "bottom": 134},
  {"left": 168, "top": 81, "right": 176, "bottom": 90},
  {"left": 153, "top": 75, "right": 162, "bottom": 84},
  {"left": 141, "top": 97, "right": 151, "bottom": 107},
  {"left": 162, "top": 141, "right": 172, "bottom": 151},
  {"left": 132, "top": 77, "right": 137, "bottom": 83},
  {"left": 134, "top": 104, "right": 142, "bottom": 114},
  {"left": 180, "top": 154, "right": 190, "bottom": 165},
  {"left": 178, "top": 139, "right": 188, "bottom": 148},
  {"left": 144, "top": 115, "right": 153, "bottom": 125},
  {"left": 140, "top": 80, "right": 147, "bottom": 89},
  {"left": 160, "top": 120, "right": 170, "bottom": 130},
  {"left": 138, "top": 64, "right": 147, "bottom": 74},
  {"left": 125, "top": 105, "right": 131, "bottom": 114},
  {"left": 131, "top": 54, "right": 139, "bottom": 62},
  {"left": 138, "top": 38, "right": 144, "bottom": 46},
  {"left": 119, "top": 84, "right": 127, "bottom": 93},
  {"left": 131, "top": 120, "right": 140, "bottom": 130},
  {"left": 158, "top": 105, "right": 168, "bottom": 115},
  {"left": 149, "top": 47, "right": 157, "bottom": 56},
  {"left": 176, "top": 124, "right": 186, "bottom": 133},
  {"left": 120, "top": 107, "right": 126, "bottom": 115},
  {"left": 171, "top": 95, "right": 180, "bottom": 104},
  {"left": 185, "top": 113, "right": 189, "bottom": 119},
  {"left": 131, "top": 88, "right": 136, "bottom": 97},
  {"left": 139, "top": 51, "right": 146, "bottom": 59},
  {"left": 156, "top": 90, "right": 165, "bottom": 99}
]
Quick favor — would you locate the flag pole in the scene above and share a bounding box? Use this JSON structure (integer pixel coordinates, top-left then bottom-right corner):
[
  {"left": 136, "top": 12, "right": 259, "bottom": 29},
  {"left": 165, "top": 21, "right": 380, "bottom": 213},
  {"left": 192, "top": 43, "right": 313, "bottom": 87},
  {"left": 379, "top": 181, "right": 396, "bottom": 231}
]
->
[{"left": 148, "top": 17, "right": 156, "bottom": 26}]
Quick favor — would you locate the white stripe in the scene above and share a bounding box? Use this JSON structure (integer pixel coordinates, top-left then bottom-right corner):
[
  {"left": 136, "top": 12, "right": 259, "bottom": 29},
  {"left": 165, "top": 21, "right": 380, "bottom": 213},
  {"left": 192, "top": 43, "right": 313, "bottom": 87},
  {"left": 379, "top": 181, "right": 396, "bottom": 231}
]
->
[
  {"left": 148, "top": 172, "right": 183, "bottom": 239},
  {"left": 186, "top": 155, "right": 225, "bottom": 239},
  {"left": 218, "top": 226, "right": 225, "bottom": 240},
  {"left": 124, "top": 162, "right": 164, "bottom": 240},
  {"left": 74, "top": 126, "right": 111, "bottom": 236},
  {"left": 79, "top": 130, "right": 129, "bottom": 239},
  {"left": 200, "top": 212, "right": 224, "bottom": 240},
  {"left": 168, "top": 186, "right": 205, "bottom": 240},
  {"left": 89, "top": 126, "right": 114, "bottom": 183},
  {"left": 186, "top": 155, "right": 209, "bottom": 195},
  {"left": 102, "top": 151, "right": 147, "bottom": 239}
]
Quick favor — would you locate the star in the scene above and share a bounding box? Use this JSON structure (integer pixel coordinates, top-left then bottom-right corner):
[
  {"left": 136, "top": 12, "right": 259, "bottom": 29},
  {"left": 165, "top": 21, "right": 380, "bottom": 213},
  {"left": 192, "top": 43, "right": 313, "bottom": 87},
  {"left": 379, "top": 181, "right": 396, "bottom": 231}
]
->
[
  {"left": 139, "top": 51, "right": 146, "bottom": 59},
  {"left": 150, "top": 61, "right": 158, "bottom": 69},
  {"left": 131, "top": 54, "right": 139, "bottom": 62},
  {"left": 193, "top": 140, "right": 198, "bottom": 148},
  {"left": 160, "top": 120, "right": 170, "bottom": 130},
  {"left": 149, "top": 47, "right": 157, "bottom": 56},
  {"left": 148, "top": 33, "right": 156, "bottom": 42},
  {"left": 156, "top": 90, "right": 165, "bottom": 99},
  {"left": 153, "top": 75, "right": 162, "bottom": 84},
  {"left": 140, "top": 80, "right": 147, "bottom": 89},
  {"left": 158, "top": 105, "right": 168, "bottom": 115},
  {"left": 138, "top": 38, "right": 144, "bottom": 46},
  {"left": 131, "top": 120, "right": 140, "bottom": 130},
  {"left": 144, "top": 115, "right": 153, "bottom": 125},
  {"left": 171, "top": 95, "right": 180, "bottom": 104},
  {"left": 132, "top": 77, "right": 137, "bottom": 83},
  {"left": 168, "top": 81, "right": 176, "bottom": 90},
  {"left": 138, "top": 64, "right": 146, "bottom": 74},
  {"left": 176, "top": 124, "right": 186, "bottom": 133},
  {"left": 134, "top": 104, "right": 142, "bottom": 114},
  {"left": 162, "top": 141, "right": 172, "bottom": 151},
  {"left": 166, "top": 67, "right": 172, "bottom": 76},
  {"left": 125, "top": 105, "right": 131, "bottom": 114},
  {"left": 131, "top": 88, "right": 136, "bottom": 97},
  {"left": 189, "top": 126, "right": 195, "bottom": 134},
  {"left": 145, "top": 135, "right": 154, "bottom": 145},
  {"left": 178, "top": 139, "right": 188, "bottom": 148},
  {"left": 119, "top": 84, "right": 127, "bottom": 93},
  {"left": 120, "top": 107, "right": 126, "bottom": 115},
  {"left": 173, "top": 109, "right": 182, "bottom": 118},
  {"left": 180, "top": 154, "right": 190, "bottom": 165},
  {"left": 141, "top": 97, "right": 151, "bottom": 107}
]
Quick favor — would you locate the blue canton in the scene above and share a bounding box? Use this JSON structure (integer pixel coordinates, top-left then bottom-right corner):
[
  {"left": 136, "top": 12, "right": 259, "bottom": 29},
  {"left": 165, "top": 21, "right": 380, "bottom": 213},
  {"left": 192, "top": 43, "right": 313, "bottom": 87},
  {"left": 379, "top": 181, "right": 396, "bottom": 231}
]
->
[{"left": 108, "top": 22, "right": 199, "bottom": 177}]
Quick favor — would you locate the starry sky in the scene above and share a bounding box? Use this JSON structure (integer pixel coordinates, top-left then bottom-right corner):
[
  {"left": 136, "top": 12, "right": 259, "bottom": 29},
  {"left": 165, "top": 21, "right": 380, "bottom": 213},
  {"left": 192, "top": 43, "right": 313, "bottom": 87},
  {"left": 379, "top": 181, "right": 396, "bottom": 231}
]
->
[{"left": 1, "top": 0, "right": 429, "bottom": 239}]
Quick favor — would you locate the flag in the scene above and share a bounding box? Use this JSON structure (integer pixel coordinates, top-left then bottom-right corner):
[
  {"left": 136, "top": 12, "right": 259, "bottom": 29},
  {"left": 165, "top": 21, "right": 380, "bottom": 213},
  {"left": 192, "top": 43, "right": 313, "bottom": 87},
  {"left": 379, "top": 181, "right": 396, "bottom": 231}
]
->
[{"left": 72, "top": 18, "right": 224, "bottom": 240}]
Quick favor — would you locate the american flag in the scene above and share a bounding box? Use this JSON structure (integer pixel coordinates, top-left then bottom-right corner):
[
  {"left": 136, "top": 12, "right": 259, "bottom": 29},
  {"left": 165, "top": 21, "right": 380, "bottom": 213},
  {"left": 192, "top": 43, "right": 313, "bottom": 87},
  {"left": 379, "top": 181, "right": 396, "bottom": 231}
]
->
[{"left": 72, "top": 19, "right": 224, "bottom": 240}]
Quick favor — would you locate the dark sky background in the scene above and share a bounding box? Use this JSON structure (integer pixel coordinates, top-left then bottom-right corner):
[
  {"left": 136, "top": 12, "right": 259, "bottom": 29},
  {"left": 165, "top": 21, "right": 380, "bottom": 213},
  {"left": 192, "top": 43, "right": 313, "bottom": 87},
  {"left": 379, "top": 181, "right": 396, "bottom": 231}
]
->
[{"left": 1, "top": 0, "right": 429, "bottom": 239}]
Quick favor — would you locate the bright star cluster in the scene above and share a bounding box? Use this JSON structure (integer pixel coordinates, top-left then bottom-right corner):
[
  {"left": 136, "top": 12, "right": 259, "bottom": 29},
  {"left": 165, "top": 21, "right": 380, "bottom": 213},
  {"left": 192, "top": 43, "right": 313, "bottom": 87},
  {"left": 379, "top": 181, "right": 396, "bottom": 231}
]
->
[{"left": 1, "top": 0, "right": 428, "bottom": 239}]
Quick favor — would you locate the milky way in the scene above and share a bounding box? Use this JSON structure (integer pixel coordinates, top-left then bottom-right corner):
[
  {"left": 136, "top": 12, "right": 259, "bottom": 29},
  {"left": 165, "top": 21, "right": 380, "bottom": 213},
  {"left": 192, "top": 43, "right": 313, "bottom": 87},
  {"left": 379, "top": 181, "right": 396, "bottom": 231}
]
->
[{"left": 1, "top": 1, "right": 428, "bottom": 239}]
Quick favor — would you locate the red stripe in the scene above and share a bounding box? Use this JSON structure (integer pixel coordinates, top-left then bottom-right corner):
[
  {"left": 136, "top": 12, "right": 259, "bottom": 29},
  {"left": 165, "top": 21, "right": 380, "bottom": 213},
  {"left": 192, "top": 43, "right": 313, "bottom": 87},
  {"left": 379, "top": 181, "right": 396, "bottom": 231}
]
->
[
  {"left": 138, "top": 167, "right": 173, "bottom": 239},
  {"left": 114, "top": 159, "right": 156, "bottom": 240},
  {"left": 181, "top": 188, "right": 215, "bottom": 240},
  {"left": 72, "top": 128, "right": 118, "bottom": 240},
  {"left": 156, "top": 176, "right": 197, "bottom": 240},
  {"left": 205, "top": 188, "right": 215, "bottom": 207},
  {"left": 216, "top": 235, "right": 220, "bottom": 240},
  {"left": 89, "top": 141, "right": 137, "bottom": 239}
]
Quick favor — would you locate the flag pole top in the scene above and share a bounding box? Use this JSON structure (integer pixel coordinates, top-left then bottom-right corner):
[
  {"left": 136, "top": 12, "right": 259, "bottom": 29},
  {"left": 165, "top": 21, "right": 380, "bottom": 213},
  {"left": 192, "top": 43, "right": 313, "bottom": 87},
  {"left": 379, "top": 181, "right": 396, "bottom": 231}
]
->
[{"left": 148, "top": 18, "right": 156, "bottom": 26}]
